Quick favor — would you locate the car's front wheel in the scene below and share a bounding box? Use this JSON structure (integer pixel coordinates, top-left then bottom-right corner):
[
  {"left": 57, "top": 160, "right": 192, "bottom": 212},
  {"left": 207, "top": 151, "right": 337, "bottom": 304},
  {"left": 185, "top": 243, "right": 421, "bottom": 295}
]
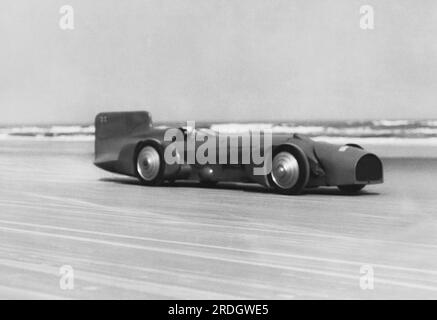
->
[
  {"left": 135, "top": 143, "right": 165, "bottom": 185},
  {"left": 267, "top": 145, "right": 310, "bottom": 195}
]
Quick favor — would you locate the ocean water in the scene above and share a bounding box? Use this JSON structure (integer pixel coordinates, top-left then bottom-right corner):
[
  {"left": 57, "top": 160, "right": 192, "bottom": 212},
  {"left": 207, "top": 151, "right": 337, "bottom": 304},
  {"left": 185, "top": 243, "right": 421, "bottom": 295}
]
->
[
  {"left": 0, "top": 124, "right": 95, "bottom": 141},
  {"left": 1, "top": 120, "right": 437, "bottom": 144}
]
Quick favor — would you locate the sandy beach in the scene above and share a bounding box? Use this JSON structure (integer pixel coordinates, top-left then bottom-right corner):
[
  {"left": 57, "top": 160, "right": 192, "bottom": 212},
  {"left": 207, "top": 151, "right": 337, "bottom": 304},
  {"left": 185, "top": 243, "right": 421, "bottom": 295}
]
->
[{"left": 0, "top": 140, "right": 436, "bottom": 299}]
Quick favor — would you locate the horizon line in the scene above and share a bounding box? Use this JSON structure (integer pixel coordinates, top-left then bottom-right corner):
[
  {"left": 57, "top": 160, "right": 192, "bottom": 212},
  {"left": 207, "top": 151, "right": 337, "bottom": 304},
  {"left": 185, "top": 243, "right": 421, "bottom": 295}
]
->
[{"left": 1, "top": 118, "right": 437, "bottom": 127}]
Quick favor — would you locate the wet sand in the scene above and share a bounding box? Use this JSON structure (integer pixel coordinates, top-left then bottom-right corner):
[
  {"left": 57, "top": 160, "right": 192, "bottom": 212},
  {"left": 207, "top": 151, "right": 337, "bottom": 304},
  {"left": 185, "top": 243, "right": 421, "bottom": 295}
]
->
[{"left": 0, "top": 140, "right": 436, "bottom": 299}]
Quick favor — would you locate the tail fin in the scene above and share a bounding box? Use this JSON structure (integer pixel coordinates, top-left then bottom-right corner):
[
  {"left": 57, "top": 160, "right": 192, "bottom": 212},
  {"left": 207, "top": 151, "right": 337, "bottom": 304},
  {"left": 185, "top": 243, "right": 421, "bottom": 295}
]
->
[
  {"left": 95, "top": 111, "right": 152, "bottom": 140},
  {"left": 94, "top": 111, "right": 152, "bottom": 172}
]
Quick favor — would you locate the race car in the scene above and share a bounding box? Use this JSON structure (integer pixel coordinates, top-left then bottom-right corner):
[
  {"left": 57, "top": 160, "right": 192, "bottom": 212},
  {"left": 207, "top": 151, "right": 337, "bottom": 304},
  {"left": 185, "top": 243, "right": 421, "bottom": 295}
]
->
[{"left": 94, "top": 111, "right": 383, "bottom": 194}]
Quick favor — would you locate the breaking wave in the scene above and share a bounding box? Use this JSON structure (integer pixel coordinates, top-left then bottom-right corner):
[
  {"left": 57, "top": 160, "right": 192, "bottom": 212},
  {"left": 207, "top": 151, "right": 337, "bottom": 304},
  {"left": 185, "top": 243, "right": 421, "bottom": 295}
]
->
[
  {"left": 0, "top": 125, "right": 95, "bottom": 141},
  {"left": 209, "top": 119, "right": 437, "bottom": 139}
]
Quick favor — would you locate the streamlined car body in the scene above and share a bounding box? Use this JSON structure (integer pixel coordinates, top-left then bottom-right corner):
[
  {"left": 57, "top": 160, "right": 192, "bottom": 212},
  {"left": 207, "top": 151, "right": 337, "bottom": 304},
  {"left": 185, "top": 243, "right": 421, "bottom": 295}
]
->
[{"left": 94, "top": 111, "right": 383, "bottom": 194}]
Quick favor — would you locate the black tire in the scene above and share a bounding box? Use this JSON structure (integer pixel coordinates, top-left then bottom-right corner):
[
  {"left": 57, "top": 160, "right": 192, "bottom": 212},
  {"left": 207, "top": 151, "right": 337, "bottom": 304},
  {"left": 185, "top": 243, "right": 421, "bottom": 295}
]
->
[
  {"left": 338, "top": 184, "right": 365, "bottom": 193},
  {"left": 135, "top": 142, "right": 165, "bottom": 186},
  {"left": 267, "top": 145, "right": 310, "bottom": 195}
]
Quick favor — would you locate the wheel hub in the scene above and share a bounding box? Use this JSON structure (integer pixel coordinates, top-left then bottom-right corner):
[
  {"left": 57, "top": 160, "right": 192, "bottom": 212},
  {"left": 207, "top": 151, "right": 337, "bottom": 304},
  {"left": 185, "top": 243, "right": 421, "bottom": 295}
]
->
[{"left": 137, "top": 146, "right": 160, "bottom": 181}]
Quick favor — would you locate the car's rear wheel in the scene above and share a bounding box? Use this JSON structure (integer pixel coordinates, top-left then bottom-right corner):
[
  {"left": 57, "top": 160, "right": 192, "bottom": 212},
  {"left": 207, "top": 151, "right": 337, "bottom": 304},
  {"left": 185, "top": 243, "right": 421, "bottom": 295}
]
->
[
  {"left": 338, "top": 184, "right": 365, "bottom": 193},
  {"left": 268, "top": 145, "right": 309, "bottom": 195},
  {"left": 135, "top": 143, "right": 165, "bottom": 185}
]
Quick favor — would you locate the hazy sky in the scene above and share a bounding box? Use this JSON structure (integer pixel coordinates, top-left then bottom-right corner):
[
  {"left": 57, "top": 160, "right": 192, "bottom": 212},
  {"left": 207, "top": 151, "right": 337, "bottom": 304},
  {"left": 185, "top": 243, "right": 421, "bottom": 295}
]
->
[{"left": 1, "top": 0, "right": 436, "bottom": 124}]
